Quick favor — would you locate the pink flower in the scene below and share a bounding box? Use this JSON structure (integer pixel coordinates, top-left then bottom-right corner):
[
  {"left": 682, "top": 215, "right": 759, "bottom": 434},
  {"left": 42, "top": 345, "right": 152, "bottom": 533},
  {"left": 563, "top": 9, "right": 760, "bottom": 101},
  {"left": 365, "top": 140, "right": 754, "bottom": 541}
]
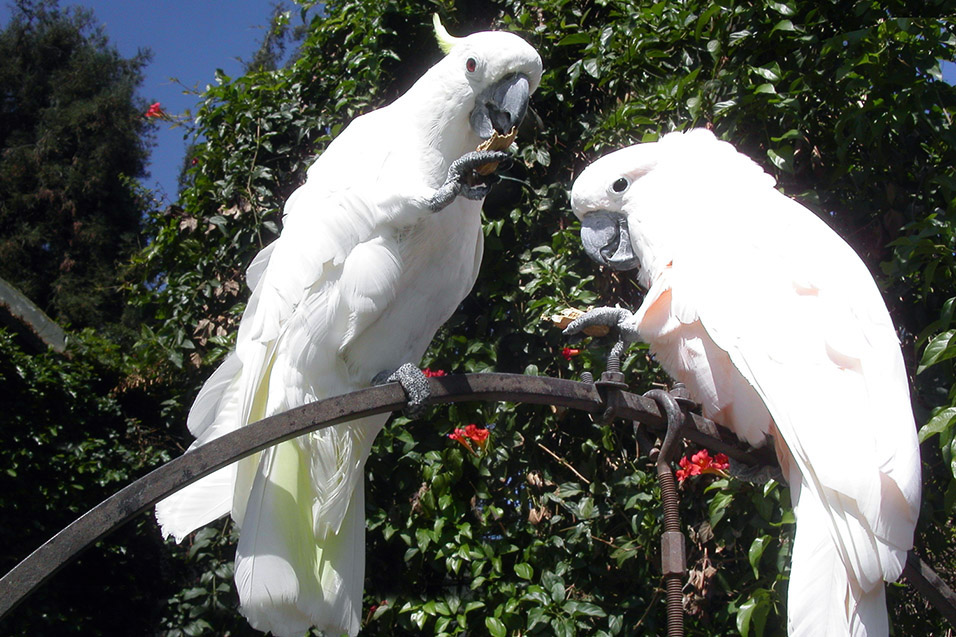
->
[
  {"left": 676, "top": 449, "right": 730, "bottom": 483},
  {"left": 145, "top": 102, "right": 164, "bottom": 118},
  {"left": 561, "top": 347, "right": 581, "bottom": 361},
  {"left": 423, "top": 368, "right": 446, "bottom": 377}
]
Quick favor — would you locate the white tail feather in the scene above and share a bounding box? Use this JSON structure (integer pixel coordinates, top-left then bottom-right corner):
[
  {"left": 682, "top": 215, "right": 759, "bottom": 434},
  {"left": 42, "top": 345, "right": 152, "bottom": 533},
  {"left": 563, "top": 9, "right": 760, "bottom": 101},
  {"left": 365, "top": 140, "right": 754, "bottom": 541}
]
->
[
  {"left": 156, "top": 353, "right": 245, "bottom": 541},
  {"left": 236, "top": 439, "right": 363, "bottom": 636},
  {"left": 305, "top": 414, "right": 387, "bottom": 539},
  {"left": 186, "top": 352, "right": 242, "bottom": 438},
  {"left": 155, "top": 461, "right": 235, "bottom": 543},
  {"left": 787, "top": 475, "right": 889, "bottom": 636}
]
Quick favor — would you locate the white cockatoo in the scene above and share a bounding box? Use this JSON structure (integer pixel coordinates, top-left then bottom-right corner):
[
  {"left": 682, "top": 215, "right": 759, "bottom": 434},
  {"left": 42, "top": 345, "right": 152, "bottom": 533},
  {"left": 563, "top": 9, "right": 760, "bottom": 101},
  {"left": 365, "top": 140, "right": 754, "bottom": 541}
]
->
[
  {"left": 155, "top": 18, "right": 541, "bottom": 637},
  {"left": 564, "top": 129, "right": 921, "bottom": 636}
]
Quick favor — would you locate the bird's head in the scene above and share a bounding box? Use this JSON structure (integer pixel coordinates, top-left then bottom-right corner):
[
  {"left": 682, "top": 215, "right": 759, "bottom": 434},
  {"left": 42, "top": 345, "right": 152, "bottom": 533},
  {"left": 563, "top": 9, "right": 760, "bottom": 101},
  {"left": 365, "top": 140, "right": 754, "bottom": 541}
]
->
[
  {"left": 430, "top": 15, "right": 543, "bottom": 140},
  {"left": 570, "top": 129, "right": 771, "bottom": 280},
  {"left": 570, "top": 141, "right": 660, "bottom": 274}
]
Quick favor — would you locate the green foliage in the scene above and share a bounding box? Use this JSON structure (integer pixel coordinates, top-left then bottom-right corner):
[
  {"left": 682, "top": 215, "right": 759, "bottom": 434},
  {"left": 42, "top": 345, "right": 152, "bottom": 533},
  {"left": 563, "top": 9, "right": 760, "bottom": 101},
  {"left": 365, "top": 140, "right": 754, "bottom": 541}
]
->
[
  {"left": 5, "top": 0, "right": 953, "bottom": 635},
  {"left": 0, "top": 328, "right": 172, "bottom": 635},
  {"left": 916, "top": 296, "right": 956, "bottom": 508},
  {"left": 0, "top": 0, "right": 153, "bottom": 328}
]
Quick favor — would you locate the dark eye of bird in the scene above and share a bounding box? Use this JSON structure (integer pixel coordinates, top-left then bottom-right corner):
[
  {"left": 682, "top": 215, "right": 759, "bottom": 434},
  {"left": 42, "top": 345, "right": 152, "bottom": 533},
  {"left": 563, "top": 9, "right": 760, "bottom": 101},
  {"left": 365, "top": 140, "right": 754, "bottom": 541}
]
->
[
  {"left": 466, "top": 58, "right": 477, "bottom": 73},
  {"left": 611, "top": 177, "right": 629, "bottom": 193}
]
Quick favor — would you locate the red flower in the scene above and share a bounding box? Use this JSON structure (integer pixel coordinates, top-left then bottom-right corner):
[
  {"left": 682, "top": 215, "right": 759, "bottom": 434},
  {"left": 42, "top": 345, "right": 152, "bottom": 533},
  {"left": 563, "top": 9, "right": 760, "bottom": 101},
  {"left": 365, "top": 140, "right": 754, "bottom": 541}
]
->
[
  {"left": 448, "top": 423, "right": 490, "bottom": 453},
  {"left": 561, "top": 347, "right": 581, "bottom": 361},
  {"left": 423, "top": 368, "right": 446, "bottom": 377},
  {"left": 462, "top": 423, "right": 489, "bottom": 444},
  {"left": 145, "top": 102, "right": 164, "bottom": 118},
  {"left": 675, "top": 449, "right": 730, "bottom": 483}
]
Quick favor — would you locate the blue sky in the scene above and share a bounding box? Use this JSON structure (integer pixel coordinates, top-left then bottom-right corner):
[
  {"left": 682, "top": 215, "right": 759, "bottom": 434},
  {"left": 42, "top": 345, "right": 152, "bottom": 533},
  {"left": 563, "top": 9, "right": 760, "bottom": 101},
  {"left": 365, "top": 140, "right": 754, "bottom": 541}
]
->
[
  {"left": 0, "top": 1, "right": 276, "bottom": 205},
  {"left": 1, "top": 3, "right": 954, "bottom": 206}
]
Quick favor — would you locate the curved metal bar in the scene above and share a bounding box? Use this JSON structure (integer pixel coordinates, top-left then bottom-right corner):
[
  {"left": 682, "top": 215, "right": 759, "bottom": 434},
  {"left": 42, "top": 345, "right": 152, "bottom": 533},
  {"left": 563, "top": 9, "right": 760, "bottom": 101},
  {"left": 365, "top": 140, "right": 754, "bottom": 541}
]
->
[
  {"left": 903, "top": 551, "right": 956, "bottom": 627},
  {"left": 0, "top": 373, "right": 623, "bottom": 619},
  {"left": 3, "top": 372, "right": 950, "bottom": 629}
]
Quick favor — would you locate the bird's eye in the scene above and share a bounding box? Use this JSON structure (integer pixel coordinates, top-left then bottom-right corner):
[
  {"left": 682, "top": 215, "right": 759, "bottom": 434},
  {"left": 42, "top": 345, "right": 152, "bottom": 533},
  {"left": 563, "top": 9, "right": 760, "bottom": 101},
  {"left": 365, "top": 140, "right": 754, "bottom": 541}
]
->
[
  {"left": 466, "top": 57, "right": 478, "bottom": 73},
  {"left": 611, "top": 177, "right": 630, "bottom": 193}
]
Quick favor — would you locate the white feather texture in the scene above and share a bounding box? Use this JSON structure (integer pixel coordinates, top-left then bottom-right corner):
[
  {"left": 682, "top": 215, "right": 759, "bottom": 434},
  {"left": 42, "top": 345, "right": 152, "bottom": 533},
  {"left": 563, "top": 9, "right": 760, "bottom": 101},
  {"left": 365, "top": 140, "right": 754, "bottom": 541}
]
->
[
  {"left": 156, "top": 27, "right": 542, "bottom": 637},
  {"left": 571, "top": 129, "right": 921, "bottom": 635}
]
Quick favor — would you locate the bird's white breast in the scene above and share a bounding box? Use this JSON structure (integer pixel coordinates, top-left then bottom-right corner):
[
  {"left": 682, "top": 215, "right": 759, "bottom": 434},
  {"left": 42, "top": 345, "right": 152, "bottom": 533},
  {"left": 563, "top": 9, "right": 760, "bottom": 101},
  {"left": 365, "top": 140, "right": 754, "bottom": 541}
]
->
[{"left": 339, "top": 196, "right": 484, "bottom": 383}]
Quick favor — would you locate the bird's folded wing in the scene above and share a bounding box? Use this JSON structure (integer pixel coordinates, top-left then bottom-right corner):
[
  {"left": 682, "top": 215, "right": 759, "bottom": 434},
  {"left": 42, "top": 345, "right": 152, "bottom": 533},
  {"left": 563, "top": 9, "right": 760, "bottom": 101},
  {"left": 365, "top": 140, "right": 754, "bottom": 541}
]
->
[{"left": 680, "top": 195, "right": 919, "bottom": 589}]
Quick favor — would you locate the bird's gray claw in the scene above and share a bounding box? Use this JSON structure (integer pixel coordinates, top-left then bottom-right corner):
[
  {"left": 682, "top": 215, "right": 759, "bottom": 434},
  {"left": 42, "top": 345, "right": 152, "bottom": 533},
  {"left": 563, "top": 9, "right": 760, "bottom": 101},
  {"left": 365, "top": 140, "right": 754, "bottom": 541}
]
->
[
  {"left": 562, "top": 306, "right": 636, "bottom": 340},
  {"left": 427, "top": 151, "right": 511, "bottom": 210},
  {"left": 450, "top": 150, "right": 511, "bottom": 177},
  {"left": 460, "top": 173, "right": 500, "bottom": 200},
  {"left": 380, "top": 363, "right": 430, "bottom": 419}
]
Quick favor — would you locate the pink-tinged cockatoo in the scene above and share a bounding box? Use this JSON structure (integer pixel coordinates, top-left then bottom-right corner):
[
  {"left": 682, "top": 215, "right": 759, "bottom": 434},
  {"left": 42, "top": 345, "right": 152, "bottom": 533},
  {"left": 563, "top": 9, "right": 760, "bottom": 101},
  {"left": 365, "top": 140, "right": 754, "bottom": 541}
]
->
[
  {"left": 155, "top": 18, "right": 542, "bottom": 637},
  {"left": 564, "top": 129, "right": 921, "bottom": 636}
]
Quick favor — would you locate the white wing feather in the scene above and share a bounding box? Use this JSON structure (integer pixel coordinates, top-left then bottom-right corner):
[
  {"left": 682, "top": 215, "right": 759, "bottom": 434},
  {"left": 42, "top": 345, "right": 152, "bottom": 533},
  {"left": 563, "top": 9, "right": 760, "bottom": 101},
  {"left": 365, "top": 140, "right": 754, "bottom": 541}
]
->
[{"left": 677, "top": 188, "right": 920, "bottom": 576}]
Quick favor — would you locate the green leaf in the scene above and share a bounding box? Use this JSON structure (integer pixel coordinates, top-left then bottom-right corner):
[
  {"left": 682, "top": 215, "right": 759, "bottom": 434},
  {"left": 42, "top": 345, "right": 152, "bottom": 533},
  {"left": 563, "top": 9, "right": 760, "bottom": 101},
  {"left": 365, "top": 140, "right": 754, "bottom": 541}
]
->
[
  {"left": 748, "top": 535, "right": 771, "bottom": 579},
  {"left": 694, "top": 4, "right": 721, "bottom": 40},
  {"left": 522, "top": 586, "right": 550, "bottom": 605},
  {"left": 577, "top": 497, "right": 596, "bottom": 519},
  {"left": 550, "top": 580, "right": 567, "bottom": 602},
  {"left": 768, "top": 1, "right": 795, "bottom": 15},
  {"left": 766, "top": 147, "right": 795, "bottom": 172},
  {"left": 736, "top": 590, "right": 770, "bottom": 637},
  {"left": 737, "top": 597, "right": 755, "bottom": 637},
  {"left": 551, "top": 616, "right": 575, "bottom": 637},
  {"left": 918, "top": 330, "right": 956, "bottom": 373},
  {"left": 485, "top": 616, "right": 507, "bottom": 637},
  {"left": 752, "top": 65, "right": 781, "bottom": 82},
  {"left": 564, "top": 600, "right": 607, "bottom": 617},
  {"left": 557, "top": 33, "right": 592, "bottom": 46},
  {"left": 919, "top": 407, "right": 956, "bottom": 443},
  {"left": 411, "top": 609, "right": 427, "bottom": 630},
  {"left": 708, "top": 490, "right": 733, "bottom": 527},
  {"left": 515, "top": 562, "right": 534, "bottom": 580},
  {"left": 527, "top": 606, "right": 548, "bottom": 630},
  {"left": 771, "top": 19, "right": 795, "bottom": 33}
]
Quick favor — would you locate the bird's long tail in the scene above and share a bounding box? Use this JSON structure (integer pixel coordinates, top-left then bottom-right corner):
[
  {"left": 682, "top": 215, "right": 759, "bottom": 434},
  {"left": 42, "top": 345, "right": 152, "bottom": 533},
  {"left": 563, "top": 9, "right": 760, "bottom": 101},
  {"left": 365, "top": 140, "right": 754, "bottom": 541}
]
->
[
  {"left": 786, "top": 475, "right": 889, "bottom": 637},
  {"left": 234, "top": 414, "right": 386, "bottom": 637},
  {"left": 155, "top": 353, "right": 258, "bottom": 542}
]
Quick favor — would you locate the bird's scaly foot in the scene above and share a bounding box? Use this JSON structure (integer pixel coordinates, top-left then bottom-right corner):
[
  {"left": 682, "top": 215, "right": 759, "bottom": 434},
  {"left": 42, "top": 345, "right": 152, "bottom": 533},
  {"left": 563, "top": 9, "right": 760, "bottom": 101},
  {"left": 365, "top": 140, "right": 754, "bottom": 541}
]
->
[
  {"left": 374, "top": 363, "right": 431, "bottom": 419},
  {"left": 562, "top": 306, "right": 639, "bottom": 342},
  {"left": 427, "top": 150, "right": 512, "bottom": 211}
]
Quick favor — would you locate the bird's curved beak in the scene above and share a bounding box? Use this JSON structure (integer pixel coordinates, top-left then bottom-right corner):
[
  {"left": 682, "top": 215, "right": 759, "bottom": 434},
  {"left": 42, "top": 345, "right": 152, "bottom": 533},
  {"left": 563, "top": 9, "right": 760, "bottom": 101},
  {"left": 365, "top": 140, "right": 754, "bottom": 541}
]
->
[
  {"left": 470, "top": 73, "right": 531, "bottom": 139},
  {"left": 580, "top": 211, "right": 641, "bottom": 271}
]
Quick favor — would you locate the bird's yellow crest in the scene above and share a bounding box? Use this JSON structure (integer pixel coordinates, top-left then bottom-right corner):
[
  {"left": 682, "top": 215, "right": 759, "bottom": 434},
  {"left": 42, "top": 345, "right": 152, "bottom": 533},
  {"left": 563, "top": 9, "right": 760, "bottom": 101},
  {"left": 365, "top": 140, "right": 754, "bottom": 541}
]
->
[{"left": 432, "top": 14, "right": 461, "bottom": 54}]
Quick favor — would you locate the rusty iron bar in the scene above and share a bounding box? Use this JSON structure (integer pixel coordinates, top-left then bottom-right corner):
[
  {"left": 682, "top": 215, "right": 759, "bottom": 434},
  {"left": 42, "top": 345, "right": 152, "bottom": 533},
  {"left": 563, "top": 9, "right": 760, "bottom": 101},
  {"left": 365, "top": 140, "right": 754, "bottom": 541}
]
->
[
  {"left": 0, "top": 371, "right": 952, "bottom": 629},
  {"left": 645, "top": 389, "right": 690, "bottom": 637},
  {"left": 0, "top": 373, "right": 753, "bottom": 622},
  {"left": 902, "top": 551, "right": 956, "bottom": 627}
]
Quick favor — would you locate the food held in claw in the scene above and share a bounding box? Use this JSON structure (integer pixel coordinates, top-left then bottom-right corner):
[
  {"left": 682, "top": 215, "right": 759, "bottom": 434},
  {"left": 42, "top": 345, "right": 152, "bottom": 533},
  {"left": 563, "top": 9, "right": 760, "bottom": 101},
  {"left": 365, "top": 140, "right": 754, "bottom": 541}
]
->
[
  {"left": 475, "top": 126, "right": 517, "bottom": 175},
  {"left": 546, "top": 307, "right": 610, "bottom": 337}
]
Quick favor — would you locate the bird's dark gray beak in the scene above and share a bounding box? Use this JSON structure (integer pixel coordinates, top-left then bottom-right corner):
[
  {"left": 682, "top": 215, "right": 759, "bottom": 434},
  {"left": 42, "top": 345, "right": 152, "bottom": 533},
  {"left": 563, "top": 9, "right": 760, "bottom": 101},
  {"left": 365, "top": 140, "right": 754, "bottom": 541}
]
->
[
  {"left": 470, "top": 73, "right": 531, "bottom": 139},
  {"left": 580, "top": 211, "right": 641, "bottom": 271}
]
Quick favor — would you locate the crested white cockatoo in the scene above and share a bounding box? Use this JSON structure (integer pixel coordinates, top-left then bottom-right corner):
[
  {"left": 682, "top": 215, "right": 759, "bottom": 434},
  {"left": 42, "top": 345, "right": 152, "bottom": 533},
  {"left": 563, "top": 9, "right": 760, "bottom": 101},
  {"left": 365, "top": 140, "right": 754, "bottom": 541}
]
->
[
  {"left": 564, "top": 129, "right": 921, "bottom": 636},
  {"left": 155, "top": 18, "right": 542, "bottom": 637}
]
